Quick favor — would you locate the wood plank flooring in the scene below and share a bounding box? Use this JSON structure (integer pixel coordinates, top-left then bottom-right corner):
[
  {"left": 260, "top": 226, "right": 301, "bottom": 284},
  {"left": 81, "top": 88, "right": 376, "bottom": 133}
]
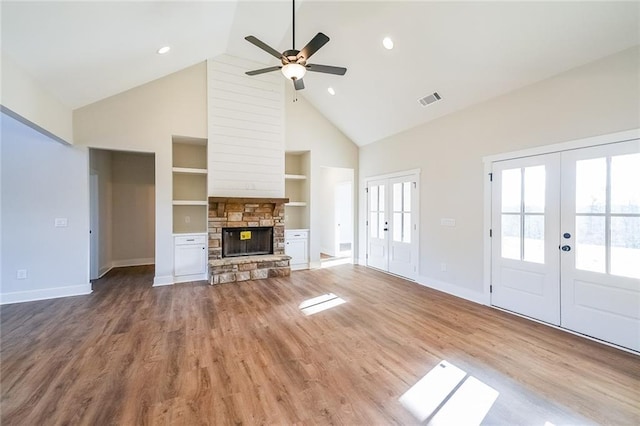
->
[{"left": 1, "top": 265, "right": 639, "bottom": 425}]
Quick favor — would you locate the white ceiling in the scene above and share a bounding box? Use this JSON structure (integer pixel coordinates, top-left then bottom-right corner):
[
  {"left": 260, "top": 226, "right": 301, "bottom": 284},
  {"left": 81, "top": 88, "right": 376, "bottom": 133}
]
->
[{"left": 2, "top": 1, "right": 639, "bottom": 146}]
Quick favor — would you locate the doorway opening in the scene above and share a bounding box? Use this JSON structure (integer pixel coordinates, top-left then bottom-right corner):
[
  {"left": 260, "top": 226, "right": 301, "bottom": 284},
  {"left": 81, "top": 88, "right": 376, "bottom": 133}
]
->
[
  {"left": 319, "top": 166, "right": 355, "bottom": 268},
  {"left": 89, "top": 149, "right": 156, "bottom": 283}
]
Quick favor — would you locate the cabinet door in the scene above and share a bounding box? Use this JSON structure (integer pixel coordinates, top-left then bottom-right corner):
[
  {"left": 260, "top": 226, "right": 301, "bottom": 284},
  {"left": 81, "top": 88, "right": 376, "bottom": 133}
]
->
[
  {"left": 175, "top": 244, "right": 206, "bottom": 276},
  {"left": 286, "top": 239, "right": 308, "bottom": 265}
]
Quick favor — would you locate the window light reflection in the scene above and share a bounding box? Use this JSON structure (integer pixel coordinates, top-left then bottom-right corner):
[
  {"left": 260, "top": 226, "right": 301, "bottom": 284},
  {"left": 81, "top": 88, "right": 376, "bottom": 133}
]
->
[
  {"left": 399, "top": 360, "right": 499, "bottom": 425},
  {"left": 299, "top": 293, "right": 346, "bottom": 316}
]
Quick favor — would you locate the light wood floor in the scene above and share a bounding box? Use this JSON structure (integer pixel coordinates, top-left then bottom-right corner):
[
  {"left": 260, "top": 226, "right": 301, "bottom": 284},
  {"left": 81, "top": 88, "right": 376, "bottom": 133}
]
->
[{"left": 1, "top": 265, "right": 639, "bottom": 425}]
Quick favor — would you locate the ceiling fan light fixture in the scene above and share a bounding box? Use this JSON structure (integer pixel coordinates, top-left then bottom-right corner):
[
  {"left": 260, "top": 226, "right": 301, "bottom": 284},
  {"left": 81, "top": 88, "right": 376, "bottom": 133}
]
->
[{"left": 281, "top": 63, "right": 307, "bottom": 80}]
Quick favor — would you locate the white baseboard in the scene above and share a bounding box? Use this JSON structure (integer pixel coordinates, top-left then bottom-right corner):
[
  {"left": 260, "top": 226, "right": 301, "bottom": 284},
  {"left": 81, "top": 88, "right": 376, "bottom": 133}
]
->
[
  {"left": 98, "top": 265, "right": 113, "bottom": 279},
  {"left": 416, "top": 275, "right": 485, "bottom": 305},
  {"left": 174, "top": 273, "right": 208, "bottom": 284},
  {"left": 111, "top": 258, "right": 155, "bottom": 268},
  {"left": 291, "top": 263, "right": 309, "bottom": 271},
  {"left": 0, "top": 283, "right": 92, "bottom": 305},
  {"left": 153, "top": 275, "right": 175, "bottom": 286},
  {"left": 356, "top": 257, "right": 367, "bottom": 266}
]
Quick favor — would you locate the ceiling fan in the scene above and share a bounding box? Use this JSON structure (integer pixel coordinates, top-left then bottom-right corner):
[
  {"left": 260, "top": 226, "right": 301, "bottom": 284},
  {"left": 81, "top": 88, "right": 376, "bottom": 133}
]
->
[{"left": 244, "top": 0, "right": 347, "bottom": 91}]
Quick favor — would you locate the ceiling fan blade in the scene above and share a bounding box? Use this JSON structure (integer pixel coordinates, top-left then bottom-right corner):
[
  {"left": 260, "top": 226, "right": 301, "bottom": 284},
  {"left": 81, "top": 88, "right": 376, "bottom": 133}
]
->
[
  {"left": 293, "top": 78, "right": 305, "bottom": 91},
  {"left": 297, "top": 32, "right": 330, "bottom": 61},
  {"left": 306, "top": 64, "right": 347, "bottom": 76},
  {"left": 246, "top": 66, "right": 282, "bottom": 76},
  {"left": 245, "top": 36, "right": 285, "bottom": 60}
]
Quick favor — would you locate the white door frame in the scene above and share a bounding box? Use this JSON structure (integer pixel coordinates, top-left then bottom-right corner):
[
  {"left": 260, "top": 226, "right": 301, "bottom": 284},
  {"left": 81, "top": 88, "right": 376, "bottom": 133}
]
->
[
  {"left": 365, "top": 169, "right": 420, "bottom": 279},
  {"left": 90, "top": 172, "right": 99, "bottom": 280},
  {"left": 483, "top": 129, "right": 640, "bottom": 306}
]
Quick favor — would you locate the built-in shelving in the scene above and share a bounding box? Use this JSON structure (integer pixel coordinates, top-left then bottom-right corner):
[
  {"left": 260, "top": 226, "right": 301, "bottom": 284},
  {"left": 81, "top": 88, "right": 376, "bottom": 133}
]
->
[
  {"left": 172, "top": 167, "right": 207, "bottom": 175},
  {"left": 173, "top": 137, "right": 208, "bottom": 234},
  {"left": 284, "top": 152, "right": 310, "bottom": 229},
  {"left": 285, "top": 174, "right": 307, "bottom": 180},
  {"left": 172, "top": 200, "right": 208, "bottom": 206}
]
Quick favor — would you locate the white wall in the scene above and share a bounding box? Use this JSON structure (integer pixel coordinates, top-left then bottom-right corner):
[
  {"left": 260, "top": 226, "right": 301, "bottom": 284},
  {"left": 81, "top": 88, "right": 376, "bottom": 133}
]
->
[
  {"left": 285, "top": 86, "right": 359, "bottom": 267},
  {"left": 1, "top": 112, "right": 90, "bottom": 304},
  {"left": 0, "top": 52, "right": 73, "bottom": 144},
  {"left": 74, "top": 62, "right": 207, "bottom": 286},
  {"left": 359, "top": 46, "right": 640, "bottom": 302},
  {"left": 207, "top": 55, "right": 285, "bottom": 197}
]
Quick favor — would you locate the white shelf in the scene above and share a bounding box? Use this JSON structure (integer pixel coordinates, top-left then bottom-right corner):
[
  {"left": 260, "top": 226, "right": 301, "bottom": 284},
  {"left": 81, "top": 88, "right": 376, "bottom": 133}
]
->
[
  {"left": 285, "top": 202, "right": 307, "bottom": 207},
  {"left": 173, "top": 167, "right": 207, "bottom": 174},
  {"left": 173, "top": 200, "right": 208, "bottom": 206},
  {"left": 285, "top": 174, "right": 307, "bottom": 180}
]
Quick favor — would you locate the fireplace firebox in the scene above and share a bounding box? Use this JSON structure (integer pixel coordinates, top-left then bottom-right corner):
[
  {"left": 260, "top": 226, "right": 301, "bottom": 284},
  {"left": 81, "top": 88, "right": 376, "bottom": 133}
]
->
[{"left": 222, "top": 227, "right": 273, "bottom": 258}]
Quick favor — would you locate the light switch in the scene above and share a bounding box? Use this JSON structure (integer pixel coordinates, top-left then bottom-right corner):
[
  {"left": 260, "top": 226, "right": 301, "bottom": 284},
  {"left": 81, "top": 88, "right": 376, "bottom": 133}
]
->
[
  {"left": 55, "top": 218, "right": 68, "bottom": 227},
  {"left": 17, "top": 269, "right": 27, "bottom": 279},
  {"left": 440, "top": 218, "right": 456, "bottom": 227}
]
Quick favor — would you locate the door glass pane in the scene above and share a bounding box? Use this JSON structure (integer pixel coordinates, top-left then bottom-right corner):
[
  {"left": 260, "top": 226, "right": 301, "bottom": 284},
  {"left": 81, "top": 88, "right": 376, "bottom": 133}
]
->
[
  {"left": 379, "top": 186, "right": 385, "bottom": 211},
  {"left": 576, "top": 216, "right": 606, "bottom": 273},
  {"left": 393, "top": 212, "right": 402, "bottom": 242},
  {"left": 403, "top": 182, "right": 411, "bottom": 212},
  {"left": 370, "top": 212, "right": 378, "bottom": 238},
  {"left": 611, "top": 153, "right": 640, "bottom": 214},
  {"left": 524, "top": 166, "right": 545, "bottom": 213},
  {"left": 523, "top": 215, "right": 544, "bottom": 263},
  {"left": 501, "top": 214, "right": 521, "bottom": 260},
  {"left": 501, "top": 168, "right": 521, "bottom": 213},
  {"left": 378, "top": 213, "right": 385, "bottom": 237},
  {"left": 393, "top": 183, "right": 402, "bottom": 211},
  {"left": 370, "top": 186, "right": 378, "bottom": 212},
  {"left": 611, "top": 216, "right": 640, "bottom": 279},
  {"left": 576, "top": 158, "right": 606, "bottom": 213},
  {"left": 403, "top": 212, "right": 411, "bottom": 243}
]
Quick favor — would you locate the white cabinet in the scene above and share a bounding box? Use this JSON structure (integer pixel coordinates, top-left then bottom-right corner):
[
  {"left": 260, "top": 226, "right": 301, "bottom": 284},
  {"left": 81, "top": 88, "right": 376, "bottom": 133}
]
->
[
  {"left": 285, "top": 229, "right": 309, "bottom": 270},
  {"left": 174, "top": 234, "right": 207, "bottom": 282}
]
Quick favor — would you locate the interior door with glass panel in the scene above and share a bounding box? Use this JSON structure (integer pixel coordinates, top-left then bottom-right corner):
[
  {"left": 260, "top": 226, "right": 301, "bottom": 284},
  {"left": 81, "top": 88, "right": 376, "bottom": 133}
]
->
[
  {"left": 367, "top": 179, "right": 388, "bottom": 270},
  {"left": 560, "top": 140, "right": 640, "bottom": 351},
  {"left": 388, "top": 177, "right": 417, "bottom": 279},
  {"left": 491, "top": 154, "right": 561, "bottom": 325}
]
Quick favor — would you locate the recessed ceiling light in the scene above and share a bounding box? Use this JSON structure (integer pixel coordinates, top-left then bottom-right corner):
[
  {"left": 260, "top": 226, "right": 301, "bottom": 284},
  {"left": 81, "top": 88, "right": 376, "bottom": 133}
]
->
[
  {"left": 382, "top": 37, "right": 394, "bottom": 50},
  {"left": 157, "top": 46, "right": 171, "bottom": 55},
  {"left": 328, "top": 87, "right": 336, "bottom": 96}
]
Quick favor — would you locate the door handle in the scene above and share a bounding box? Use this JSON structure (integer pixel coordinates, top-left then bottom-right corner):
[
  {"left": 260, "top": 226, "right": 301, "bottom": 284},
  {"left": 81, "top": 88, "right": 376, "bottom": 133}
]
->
[
  {"left": 384, "top": 228, "right": 388, "bottom": 231},
  {"left": 561, "top": 245, "right": 571, "bottom": 252}
]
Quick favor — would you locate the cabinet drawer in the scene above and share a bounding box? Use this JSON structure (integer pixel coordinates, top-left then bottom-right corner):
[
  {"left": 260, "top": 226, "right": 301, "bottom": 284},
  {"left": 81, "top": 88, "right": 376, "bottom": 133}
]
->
[
  {"left": 175, "top": 235, "right": 206, "bottom": 245},
  {"left": 285, "top": 230, "right": 308, "bottom": 240}
]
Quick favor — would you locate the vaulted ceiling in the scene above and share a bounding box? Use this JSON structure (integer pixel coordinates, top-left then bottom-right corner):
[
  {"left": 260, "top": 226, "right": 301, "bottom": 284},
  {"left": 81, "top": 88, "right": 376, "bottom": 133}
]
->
[{"left": 2, "top": 1, "right": 638, "bottom": 146}]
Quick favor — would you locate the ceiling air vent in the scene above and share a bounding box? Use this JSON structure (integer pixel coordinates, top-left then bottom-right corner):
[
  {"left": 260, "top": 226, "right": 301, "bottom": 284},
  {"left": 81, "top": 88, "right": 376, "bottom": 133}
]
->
[{"left": 418, "top": 92, "right": 442, "bottom": 107}]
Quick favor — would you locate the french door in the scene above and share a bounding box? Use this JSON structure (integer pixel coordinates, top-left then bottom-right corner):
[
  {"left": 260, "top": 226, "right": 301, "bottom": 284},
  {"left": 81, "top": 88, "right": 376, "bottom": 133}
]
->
[
  {"left": 367, "top": 174, "right": 418, "bottom": 280},
  {"left": 491, "top": 140, "right": 640, "bottom": 351}
]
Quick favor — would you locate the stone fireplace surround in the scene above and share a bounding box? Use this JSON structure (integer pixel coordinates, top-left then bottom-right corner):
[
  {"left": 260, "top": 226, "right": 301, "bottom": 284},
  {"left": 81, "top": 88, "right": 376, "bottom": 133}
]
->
[{"left": 208, "top": 197, "right": 291, "bottom": 284}]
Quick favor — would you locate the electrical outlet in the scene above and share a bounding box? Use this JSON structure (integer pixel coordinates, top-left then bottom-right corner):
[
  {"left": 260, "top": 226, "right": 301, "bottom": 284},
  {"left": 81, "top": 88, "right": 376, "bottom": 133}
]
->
[
  {"left": 185, "top": 216, "right": 191, "bottom": 224},
  {"left": 440, "top": 263, "right": 447, "bottom": 272},
  {"left": 17, "top": 269, "right": 27, "bottom": 279},
  {"left": 55, "top": 217, "right": 68, "bottom": 227}
]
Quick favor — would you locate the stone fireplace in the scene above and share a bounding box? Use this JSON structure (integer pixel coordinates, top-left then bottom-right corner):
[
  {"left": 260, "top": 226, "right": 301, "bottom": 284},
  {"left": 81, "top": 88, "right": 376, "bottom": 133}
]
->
[{"left": 208, "top": 197, "right": 290, "bottom": 284}]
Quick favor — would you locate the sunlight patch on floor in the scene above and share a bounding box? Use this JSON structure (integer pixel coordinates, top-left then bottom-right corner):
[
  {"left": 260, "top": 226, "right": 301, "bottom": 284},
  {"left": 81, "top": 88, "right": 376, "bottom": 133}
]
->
[
  {"left": 399, "top": 360, "right": 499, "bottom": 425},
  {"left": 299, "top": 293, "right": 346, "bottom": 316}
]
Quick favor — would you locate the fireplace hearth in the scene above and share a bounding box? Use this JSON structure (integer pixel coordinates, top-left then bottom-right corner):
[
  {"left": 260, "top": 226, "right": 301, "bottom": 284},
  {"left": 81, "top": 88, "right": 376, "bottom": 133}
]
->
[{"left": 208, "top": 197, "right": 291, "bottom": 284}]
